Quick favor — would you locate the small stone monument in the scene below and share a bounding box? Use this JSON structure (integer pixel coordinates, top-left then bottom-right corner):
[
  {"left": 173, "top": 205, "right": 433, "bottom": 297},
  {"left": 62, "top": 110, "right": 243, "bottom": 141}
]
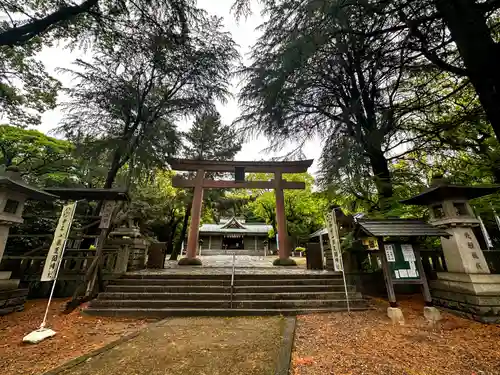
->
[
  {"left": 0, "top": 167, "right": 56, "bottom": 314},
  {"left": 402, "top": 175, "right": 500, "bottom": 323}
]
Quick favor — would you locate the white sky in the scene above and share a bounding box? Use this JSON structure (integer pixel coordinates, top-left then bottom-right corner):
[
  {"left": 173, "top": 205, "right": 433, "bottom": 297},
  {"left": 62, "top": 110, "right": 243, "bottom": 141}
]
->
[{"left": 37, "top": 0, "right": 321, "bottom": 174}]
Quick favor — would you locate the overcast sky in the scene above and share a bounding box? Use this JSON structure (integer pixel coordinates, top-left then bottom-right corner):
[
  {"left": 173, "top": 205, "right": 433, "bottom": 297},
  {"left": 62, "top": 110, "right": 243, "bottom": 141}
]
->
[{"left": 37, "top": 0, "right": 321, "bottom": 173}]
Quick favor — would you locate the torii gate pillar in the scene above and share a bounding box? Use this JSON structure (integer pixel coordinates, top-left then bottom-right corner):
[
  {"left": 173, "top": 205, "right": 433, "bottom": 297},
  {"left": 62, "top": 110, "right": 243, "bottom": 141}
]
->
[{"left": 171, "top": 159, "right": 314, "bottom": 266}]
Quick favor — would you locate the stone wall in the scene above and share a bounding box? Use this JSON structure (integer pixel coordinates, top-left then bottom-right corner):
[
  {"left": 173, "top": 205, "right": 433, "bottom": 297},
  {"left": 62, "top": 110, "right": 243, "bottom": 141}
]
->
[
  {"left": 0, "top": 288, "right": 28, "bottom": 315},
  {"left": 126, "top": 239, "right": 148, "bottom": 271}
]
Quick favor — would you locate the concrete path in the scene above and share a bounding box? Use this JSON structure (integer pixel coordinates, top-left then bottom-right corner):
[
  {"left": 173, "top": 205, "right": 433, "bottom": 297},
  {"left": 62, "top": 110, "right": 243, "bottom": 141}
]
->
[{"left": 55, "top": 317, "right": 283, "bottom": 375}]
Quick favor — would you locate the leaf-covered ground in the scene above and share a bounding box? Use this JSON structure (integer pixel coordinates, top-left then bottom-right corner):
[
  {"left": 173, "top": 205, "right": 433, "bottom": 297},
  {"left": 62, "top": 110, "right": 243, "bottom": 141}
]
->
[
  {"left": 292, "top": 296, "right": 500, "bottom": 375},
  {"left": 0, "top": 299, "right": 147, "bottom": 375}
]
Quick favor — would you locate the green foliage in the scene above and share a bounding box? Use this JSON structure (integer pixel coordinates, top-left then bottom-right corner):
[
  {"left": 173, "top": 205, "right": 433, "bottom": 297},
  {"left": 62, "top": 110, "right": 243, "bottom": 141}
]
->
[
  {"left": 183, "top": 111, "right": 243, "bottom": 161},
  {"left": 57, "top": 2, "right": 239, "bottom": 188},
  {"left": 0, "top": 40, "right": 60, "bottom": 126},
  {"left": 0, "top": 125, "right": 77, "bottom": 185},
  {"left": 247, "top": 173, "right": 328, "bottom": 245}
]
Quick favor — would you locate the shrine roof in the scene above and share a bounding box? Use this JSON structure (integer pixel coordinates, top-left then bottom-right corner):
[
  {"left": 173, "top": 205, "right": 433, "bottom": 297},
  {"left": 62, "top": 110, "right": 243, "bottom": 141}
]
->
[
  {"left": 169, "top": 158, "right": 313, "bottom": 173},
  {"left": 354, "top": 219, "right": 450, "bottom": 237},
  {"left": 43, "top": 188, "right": 130, "bottom": 201},
  {"left": 0, "top": 176, "right": 57, "bottom": 201},
  {"left": 401, "top": 184, "right": 500, "bottom": 206},
  {"left": 200, "top": 217, "right": 272, "bottom": 235}
]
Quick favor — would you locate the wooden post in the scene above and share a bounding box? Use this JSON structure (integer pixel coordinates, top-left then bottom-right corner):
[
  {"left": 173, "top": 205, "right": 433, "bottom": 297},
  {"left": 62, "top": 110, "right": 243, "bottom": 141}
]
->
[
  {"left": 377, "top": 237, "right": 397, "bottom": 306},
  {"left": 208, "top": 236, "right": 211, "bottom": 250},
  {"left": 184, "top": 169, "right": 204, "bottom": 261},
  {"left": 414, "top": 247, "right": 433, "bottom": 305},
  {"left": 254, "top": 236, "right": 257, "bottom": 251}
]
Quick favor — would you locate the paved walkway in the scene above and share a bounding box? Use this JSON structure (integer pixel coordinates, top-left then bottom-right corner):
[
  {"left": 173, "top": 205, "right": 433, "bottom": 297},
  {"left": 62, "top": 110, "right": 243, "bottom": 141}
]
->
[
  {"left": 57, "top": 317, "right": 283, "bottom": 375},
  {"left": 137, "top": 255, "right": 335, "bottom": 275}
]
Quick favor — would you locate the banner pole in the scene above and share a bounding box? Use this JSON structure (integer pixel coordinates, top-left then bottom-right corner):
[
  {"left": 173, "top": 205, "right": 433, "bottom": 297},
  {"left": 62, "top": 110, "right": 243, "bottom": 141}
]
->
[{"left": 40, "top": 237, "right": 69, "bottom": 328}]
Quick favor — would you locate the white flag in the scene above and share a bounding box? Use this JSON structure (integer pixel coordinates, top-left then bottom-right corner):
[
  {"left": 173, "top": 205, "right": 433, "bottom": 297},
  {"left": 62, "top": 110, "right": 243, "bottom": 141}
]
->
[{"left": 41, "top": 202, "right": 77, "bottom": 281}]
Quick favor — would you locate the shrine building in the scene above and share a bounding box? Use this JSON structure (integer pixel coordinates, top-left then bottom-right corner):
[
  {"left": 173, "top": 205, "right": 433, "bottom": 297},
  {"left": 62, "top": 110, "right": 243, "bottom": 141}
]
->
[{"left": 198, "top": 217, "right": 275, "bottom": 255}]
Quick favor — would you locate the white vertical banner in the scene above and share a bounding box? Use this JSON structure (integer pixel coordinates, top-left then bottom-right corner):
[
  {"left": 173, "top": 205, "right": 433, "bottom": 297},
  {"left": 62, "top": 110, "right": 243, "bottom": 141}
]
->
[
  {"left": 99, "top": 201, "right": 116, "bottom": 229},
  {"left": 325, "top": 211, "right": 343, "bottom": 272},
  {"left": 41, "top": 202, "right": 77, "bottom": 281},
  {"left": 325, "top": 208, "right": 350, "bottom": 313}
]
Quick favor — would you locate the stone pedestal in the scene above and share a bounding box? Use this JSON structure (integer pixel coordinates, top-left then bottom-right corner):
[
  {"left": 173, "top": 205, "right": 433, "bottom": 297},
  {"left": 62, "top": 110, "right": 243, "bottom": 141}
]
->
[
  {"left": 440, "top": 226, "right": 490, "bottom": 273},
  {"left": 0, "top": 288, "right": 28, "bottom": 315},
  {"left": 431, "top": 272, "right": 500, "bottom": 323}
]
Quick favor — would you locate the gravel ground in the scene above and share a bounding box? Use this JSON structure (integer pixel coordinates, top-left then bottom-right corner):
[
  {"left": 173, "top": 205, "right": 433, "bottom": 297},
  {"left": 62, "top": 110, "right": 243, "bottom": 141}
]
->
[
  {"left": 0, "top": 299, "right": 147, "bottom": 375},
  {"left": 58, "top": 316, "right": 283, "bottom": 375},
  {"left": 292, "top": 296, "right": 500, "bottom": 375}
]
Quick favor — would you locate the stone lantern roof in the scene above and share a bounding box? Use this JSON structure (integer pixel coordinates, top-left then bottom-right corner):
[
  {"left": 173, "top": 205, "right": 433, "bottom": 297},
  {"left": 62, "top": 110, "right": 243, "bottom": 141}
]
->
[{"left": 400, "top": 176, "right": 500, "bottom": 206}]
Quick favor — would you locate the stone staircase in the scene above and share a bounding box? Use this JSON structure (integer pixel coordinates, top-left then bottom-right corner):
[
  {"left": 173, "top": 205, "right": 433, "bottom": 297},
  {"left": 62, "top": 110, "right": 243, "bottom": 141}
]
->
[{"left": 84, "top": 272, "right": 369, "bottom": 317}]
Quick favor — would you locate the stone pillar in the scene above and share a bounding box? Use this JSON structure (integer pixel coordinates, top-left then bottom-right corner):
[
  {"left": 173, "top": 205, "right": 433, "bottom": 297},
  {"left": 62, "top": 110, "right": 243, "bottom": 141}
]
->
[
  {"left": 179, "top": 169, "right": 204, "bottom": 265},
  {"left": 273, "top": 172, "right": 296, "bottom": 266},
  {"left": 0, "top": 226, "right": 10, "bottom": 262},
  {"left": 319, "top": 233, "right": 324, "bottom": 263}
]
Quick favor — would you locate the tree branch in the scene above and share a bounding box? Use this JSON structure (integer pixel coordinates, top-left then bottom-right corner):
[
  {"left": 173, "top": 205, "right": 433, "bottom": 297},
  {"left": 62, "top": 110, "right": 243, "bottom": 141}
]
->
[{"left": 0, "top": 0, "right": 99, "bottom": 46}]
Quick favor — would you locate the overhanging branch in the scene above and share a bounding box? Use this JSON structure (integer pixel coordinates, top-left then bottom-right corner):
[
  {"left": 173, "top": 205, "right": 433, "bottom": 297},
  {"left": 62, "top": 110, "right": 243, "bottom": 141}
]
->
[{"left": 0, "top": 0, "right": 99, "bottom": 46}]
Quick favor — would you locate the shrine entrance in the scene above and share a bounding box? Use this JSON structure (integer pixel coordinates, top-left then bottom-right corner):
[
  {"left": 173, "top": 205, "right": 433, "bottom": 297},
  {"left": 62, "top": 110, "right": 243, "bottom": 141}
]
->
[
  {"left": 170, "top": 159, "right": 313, "bottom": 266},
  {"left": 222, "top": 235, "right": 244, "bottom": 250}
]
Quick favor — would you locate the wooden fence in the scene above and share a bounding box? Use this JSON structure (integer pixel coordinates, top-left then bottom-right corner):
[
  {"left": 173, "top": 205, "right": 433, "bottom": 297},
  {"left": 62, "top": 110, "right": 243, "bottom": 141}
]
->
[{"left": 0, "top": 238, "right": 148, "bottom": 283}]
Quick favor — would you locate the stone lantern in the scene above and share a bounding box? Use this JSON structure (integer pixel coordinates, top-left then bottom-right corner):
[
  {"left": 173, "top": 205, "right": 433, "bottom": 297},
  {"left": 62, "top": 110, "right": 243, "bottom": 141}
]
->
[
  {"left": 0, "top": 167, "right": 56, "bottom": 290},
  {"left": 401, "top": 175, "right": 500, "bottom": 322}
]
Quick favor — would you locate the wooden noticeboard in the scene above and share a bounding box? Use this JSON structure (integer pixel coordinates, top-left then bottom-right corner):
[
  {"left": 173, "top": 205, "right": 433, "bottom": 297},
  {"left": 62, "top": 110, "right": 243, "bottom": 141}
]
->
[
  {"left": 384, "top": 243, "right": 420, "bottom": 281},
  {"left": 377, "top": 238, "right": 432, "bottom": 306}
]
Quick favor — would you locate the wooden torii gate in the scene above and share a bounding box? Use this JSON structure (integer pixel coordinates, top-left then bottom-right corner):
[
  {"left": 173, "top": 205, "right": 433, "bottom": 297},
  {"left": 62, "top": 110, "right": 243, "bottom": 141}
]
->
[{"left": 170, "top": 159, "right": 313, "bottom": 266}]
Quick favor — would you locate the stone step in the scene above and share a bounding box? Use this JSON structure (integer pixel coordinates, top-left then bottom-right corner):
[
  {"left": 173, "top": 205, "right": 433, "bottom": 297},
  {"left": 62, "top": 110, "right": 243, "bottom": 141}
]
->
[
  {"left": 90, "top": 299, "right": 367, "bottom": 309},
  {"left": 124, "top": 274, "right": 231, "bottom": 280},
  {"left": 123, "top": 273, "right": 343, "bottom": 280},
  {"left": 110, "top": 279, "right": 231, "bottom": 286},
  {"left": 0, "top": 279, "right": 20, "bottom": 291},
  {"left": 0, "top": 271, "right": 12, "bottom": 280},
  {"left": 200, "top": 250, "right": 265, "bottom": 256},
  {"left": 105, "top": 284, "right": 355, "bottom": 294},
  {"left": 97, "top": 291, "right": 362, "bottom": 301},
  {"left": 84, "top": 306, "right": 369, "bottom": 318},
  {"left": 110, "top": 278, "right": 346, "bottom": 286}
]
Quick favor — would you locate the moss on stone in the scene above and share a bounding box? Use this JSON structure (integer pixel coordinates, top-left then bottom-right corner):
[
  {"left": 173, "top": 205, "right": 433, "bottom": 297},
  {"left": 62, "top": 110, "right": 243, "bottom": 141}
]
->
[
  {"left": 272, "top": 258, "right": 297, "bottom": 267},
  {"left": 177, "top": 257, "right": 203, "bottom": 266}
]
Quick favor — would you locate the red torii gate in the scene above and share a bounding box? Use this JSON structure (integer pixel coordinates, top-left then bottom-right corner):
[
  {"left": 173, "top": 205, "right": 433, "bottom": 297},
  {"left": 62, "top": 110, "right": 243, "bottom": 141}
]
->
[{"left": 170, "top": 159, "right": 313, "bottom": 266}]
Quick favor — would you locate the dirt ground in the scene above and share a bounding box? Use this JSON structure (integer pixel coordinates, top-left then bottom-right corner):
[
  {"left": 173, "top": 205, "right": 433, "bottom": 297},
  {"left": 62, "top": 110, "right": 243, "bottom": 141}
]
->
[
  {"left": 0, "top": 299, "right": 147, "bottom": 375},
  {"left": 292, "top": 296, "right": 500, "bottom": 375},
  {"left": 58, "top": 316, "right": 283, "bottom": 375}
]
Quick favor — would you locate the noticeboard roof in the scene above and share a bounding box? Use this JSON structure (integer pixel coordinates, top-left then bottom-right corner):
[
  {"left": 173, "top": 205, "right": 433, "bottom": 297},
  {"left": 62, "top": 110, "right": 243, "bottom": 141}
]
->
[{"left": 355, "top": 219, "right": 450, "bottom": 238}]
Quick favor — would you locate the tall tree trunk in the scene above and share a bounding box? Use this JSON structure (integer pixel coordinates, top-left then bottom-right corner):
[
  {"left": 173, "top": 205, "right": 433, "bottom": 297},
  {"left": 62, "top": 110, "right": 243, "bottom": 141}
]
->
[
  {"left": 104, "top": 150, "right": 124, "bottom": 189},
  {"left": 435, "top": 0, "right": 500, "bottom": 141},
  {"left": 367, "top": 146, "right": 393, "bottom": 211},
  {"left": 170, "top": 201, "right": 192, "bottom": 260},
  {"left": 166, "top": 219, "right": 181, "bottom": 254}
]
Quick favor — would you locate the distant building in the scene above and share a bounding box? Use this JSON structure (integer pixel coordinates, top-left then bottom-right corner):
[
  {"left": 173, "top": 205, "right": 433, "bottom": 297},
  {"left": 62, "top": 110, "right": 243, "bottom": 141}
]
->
[{"left": 198, "top": 217, "right": 275, "bottom": 255}]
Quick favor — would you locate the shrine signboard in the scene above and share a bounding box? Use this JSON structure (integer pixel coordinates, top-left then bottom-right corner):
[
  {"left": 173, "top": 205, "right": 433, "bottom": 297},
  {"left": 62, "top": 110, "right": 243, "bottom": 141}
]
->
[{"left": 384, "top": 243, "right": 420, "bottom": 281}]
